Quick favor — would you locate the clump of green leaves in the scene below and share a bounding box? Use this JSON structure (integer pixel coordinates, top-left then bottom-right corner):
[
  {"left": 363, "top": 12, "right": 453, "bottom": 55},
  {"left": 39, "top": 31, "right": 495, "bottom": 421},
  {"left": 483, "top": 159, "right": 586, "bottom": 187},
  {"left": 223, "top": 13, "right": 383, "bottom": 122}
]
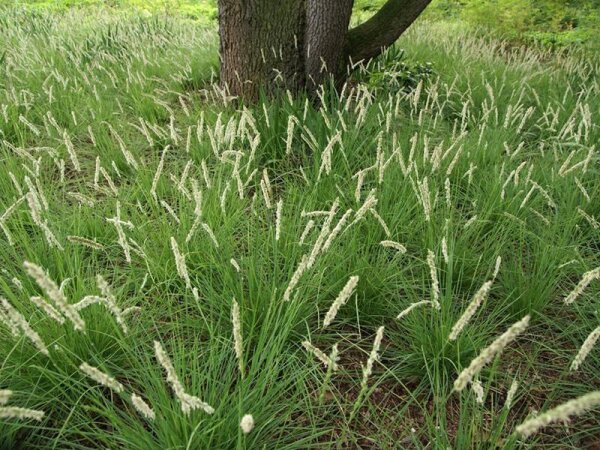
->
[{"left": 357, "top": 47, "right": 434, "bottom": 94}]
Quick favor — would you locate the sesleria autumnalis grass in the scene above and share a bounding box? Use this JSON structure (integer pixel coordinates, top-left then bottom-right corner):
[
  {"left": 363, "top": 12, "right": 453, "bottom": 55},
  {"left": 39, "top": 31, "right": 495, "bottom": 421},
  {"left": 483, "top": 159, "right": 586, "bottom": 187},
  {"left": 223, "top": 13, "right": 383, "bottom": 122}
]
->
[{"left": 0, "top": 5, "right": 598, "bottom": 449}]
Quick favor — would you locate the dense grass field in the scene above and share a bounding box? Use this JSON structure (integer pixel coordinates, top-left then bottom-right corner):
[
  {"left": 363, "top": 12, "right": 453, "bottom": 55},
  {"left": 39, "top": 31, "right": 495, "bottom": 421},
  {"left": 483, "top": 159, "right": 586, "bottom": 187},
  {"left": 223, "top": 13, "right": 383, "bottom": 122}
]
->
[{"left": 1, "top": 5, "right": 599, "bottom": 449}]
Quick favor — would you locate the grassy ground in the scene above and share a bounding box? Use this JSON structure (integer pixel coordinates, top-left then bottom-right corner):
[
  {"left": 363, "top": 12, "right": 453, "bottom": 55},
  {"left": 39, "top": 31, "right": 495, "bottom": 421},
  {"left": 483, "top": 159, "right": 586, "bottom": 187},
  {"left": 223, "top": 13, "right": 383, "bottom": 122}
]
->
[
  {"left": 9, "top": 0, "right": 219, "bottom": 21},
  {"left": 0, "top": 6, "right": 599, "bottom": 450}
]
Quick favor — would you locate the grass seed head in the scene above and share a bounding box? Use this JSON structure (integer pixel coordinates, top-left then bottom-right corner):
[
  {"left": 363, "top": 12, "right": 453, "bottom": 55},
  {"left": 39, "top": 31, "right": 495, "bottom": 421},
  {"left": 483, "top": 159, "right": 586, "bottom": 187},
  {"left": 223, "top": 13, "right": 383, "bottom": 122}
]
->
[
  {"left": 564, "top": 267, "right": 600, "bottom": 305},
  {"left": 79, "top": 363, "right": 124, "bottom": 393},
  {"left": 426, "top": 250, "right": 441, "bottom": 310},
  {"left": 449, "top": 280, "right": 493, "bottom": 341},
  {"left": 0, "top": 406, "right": 45, "bottom": 421},
  {"left": 322, "top": 276, "right": 359, "bottom": 329},
  {"left": 131, "top": 394, "right": 155, "bottom": 420},
  {"left": 1, "top": 297, "right": 49, "bottom": 355},
  {"left": 454, "top": 315, "right": 530, "bottom": 392},
  {"left": 515, "top": 391, "right": 600, "bottom": 438},
  {"left": 240, "top": 413, "right": 255, "bottom": 434},
  {"left": 0, "top": 390, "right": 12, "bottom": 406},
  {"left": 570, "top": 326, "right": 600, "bottom": 371}
]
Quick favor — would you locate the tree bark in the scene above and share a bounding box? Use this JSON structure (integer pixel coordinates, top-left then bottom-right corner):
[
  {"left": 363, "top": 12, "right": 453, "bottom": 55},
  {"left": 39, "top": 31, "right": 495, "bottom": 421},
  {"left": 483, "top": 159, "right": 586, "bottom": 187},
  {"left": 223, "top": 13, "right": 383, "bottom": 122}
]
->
[
  {"left": 305, "top": 0, "right": 354, "bottom": 89},
  {"left": 217, "top": 0, "right": 431, "bottom": 100},
  {"left": 218, "top": 0, "right": 306, "bottom": 100}
]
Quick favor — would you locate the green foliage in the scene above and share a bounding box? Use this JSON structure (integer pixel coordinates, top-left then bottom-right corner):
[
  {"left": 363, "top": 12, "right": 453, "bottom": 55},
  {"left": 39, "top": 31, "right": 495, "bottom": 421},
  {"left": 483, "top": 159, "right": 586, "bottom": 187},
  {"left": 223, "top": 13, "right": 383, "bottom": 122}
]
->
[
  {"left": 357, "top": 47, "right": 435, "bottom": 94},
  {"left": 10, "top": 0, "right": 600, "bottom": 49},
  {"left": 6, "top": 0, "right": 219, "bottom": 21},
  {"left": 353, "top": 0, "right": 600, "bottom": 49},
  {"left": 425, "top": 0, "right": 600, "bottom": 49}
]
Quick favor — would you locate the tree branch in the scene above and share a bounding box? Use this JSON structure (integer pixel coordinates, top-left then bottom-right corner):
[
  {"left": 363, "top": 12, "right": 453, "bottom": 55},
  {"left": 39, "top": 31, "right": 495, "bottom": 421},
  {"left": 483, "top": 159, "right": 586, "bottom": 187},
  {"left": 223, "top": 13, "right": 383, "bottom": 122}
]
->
[{"left": 346, "top": 0, "right": 432, "bottom": 64}]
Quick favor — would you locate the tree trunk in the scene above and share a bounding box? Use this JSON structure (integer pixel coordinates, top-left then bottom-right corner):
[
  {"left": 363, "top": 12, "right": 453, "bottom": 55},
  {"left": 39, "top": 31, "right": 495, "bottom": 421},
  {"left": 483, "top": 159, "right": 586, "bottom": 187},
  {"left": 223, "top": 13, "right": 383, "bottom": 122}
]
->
[
  {"left": 217, "top": 0, "right": 432, "bottom": 101},
  {"left": 218, "top": 0, "right": 307, "bottom": 100},
  {"left": 305, "top": 0, "right": 354, "bottom": 89}
]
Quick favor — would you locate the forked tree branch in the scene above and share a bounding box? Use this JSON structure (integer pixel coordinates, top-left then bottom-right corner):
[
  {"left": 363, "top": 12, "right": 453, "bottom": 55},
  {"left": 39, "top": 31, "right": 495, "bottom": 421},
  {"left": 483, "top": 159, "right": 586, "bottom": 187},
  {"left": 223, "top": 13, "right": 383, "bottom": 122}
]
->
[{"left": 346, "top": 0, "right": 432, "bottom": 64}]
